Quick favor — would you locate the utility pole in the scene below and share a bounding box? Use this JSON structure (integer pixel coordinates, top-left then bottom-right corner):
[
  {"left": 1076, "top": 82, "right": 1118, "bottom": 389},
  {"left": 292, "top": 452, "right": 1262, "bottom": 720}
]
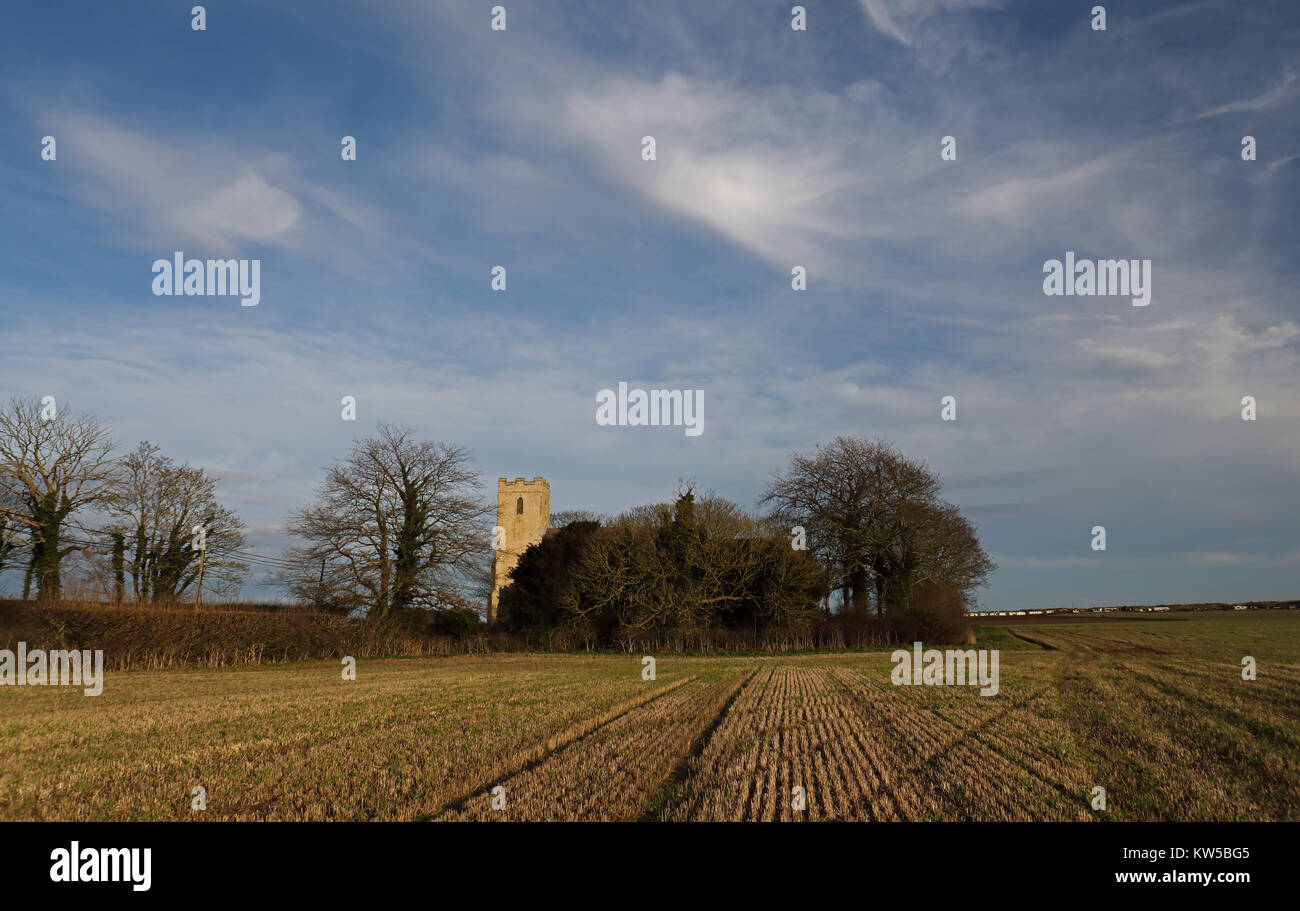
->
[
  {"left": 111, "top": 532, "right": 125, "bottom": 605},
  {"left": 316, "top": 557, "right": 326, "bottom": 611},
  {"left": 195, "top": 542, "right": 205, "bottom": 612}
]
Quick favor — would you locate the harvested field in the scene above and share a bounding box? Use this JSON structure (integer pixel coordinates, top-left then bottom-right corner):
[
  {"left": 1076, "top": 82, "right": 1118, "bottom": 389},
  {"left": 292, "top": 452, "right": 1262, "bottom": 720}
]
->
[
  {"left": 442, "top": 668, "right": 750, "bottom": 821},
  {"left": 1, "top": 613, "right": 1296, "bottom": 822}
]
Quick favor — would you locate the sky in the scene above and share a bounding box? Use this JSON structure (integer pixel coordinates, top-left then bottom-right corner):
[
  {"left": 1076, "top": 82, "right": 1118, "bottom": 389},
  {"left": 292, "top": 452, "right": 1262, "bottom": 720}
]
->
[{"left": 0, "top": 0, "right": 1297, "bottom": 610}]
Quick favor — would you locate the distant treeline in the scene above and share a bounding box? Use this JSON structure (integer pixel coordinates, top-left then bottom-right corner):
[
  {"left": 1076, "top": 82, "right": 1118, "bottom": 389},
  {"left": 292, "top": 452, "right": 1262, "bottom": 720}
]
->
[{"left": 2, "top": 392, "right": 994, "bottom": 650}]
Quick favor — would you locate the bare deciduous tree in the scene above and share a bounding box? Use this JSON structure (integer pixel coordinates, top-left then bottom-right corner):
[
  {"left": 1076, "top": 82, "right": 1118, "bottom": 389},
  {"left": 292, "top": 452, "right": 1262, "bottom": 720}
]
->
[
  {"left": 761, "top": 436, "right": 994, "bottom": 615},
  {"left": 0, "top": 398, "right": 116, "bottom": 600},
  {"left": 549, "top": 509, "right": 606, "bottom": 529},
  {"left": 0, "top": 490, "right": 21, "bottom": 576},
  {"left": 104, "top": 441, "right": 248, "bottom": 604},
  {"left": 281, "top": 424, "right": 490, "bottom": 615}
]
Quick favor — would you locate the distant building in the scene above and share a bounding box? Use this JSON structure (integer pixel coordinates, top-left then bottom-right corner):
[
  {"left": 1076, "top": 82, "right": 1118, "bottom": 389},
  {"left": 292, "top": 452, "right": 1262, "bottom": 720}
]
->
[{"left": 488, "top": 477, "right": 550, "bottom": 625}]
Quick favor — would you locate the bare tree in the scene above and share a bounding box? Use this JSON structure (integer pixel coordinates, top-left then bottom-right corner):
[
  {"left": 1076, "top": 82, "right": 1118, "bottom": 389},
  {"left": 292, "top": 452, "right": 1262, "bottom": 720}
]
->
[
  {"left": 103, "top": 441, "right": 248, "bottom": 604},
  {"left": 0, "top": 490, "right": 21, "bottom": 576},
  {"left": 549, "top": 509, "right": 606, "bottom": 529},
  {"left": 761, "top": 436, "right": 993, "bottom": 615},
  {"left": 876, "top": 497, "right": 996, "bottom": 612},
  {"left": 282, "top": 424, "right": 490, "bottom": 615},
  {"left": 0, "top": 398, "right": 116, "bottom": 600}
]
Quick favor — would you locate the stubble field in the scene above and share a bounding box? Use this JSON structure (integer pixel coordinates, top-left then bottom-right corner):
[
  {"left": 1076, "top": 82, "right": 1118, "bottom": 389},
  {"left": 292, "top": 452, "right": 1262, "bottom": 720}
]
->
[{"left": 2, "top": 613, "right": 1296, "bottom": 822}]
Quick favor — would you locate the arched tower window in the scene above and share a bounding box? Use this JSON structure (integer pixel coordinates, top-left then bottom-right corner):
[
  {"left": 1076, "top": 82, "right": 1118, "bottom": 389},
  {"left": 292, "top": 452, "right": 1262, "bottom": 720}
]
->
[{"left": 516, "top": 496, "right": 524, "bottom": 515}]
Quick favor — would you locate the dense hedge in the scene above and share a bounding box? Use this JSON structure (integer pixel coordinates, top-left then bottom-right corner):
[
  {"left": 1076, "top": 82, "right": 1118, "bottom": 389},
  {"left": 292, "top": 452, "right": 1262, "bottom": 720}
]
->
[
  {"left": 0, "top": 600, "right": 513, "bottom": 670},
  {"left": 0, "top": 593, "right": 975, "bottom": 670}
]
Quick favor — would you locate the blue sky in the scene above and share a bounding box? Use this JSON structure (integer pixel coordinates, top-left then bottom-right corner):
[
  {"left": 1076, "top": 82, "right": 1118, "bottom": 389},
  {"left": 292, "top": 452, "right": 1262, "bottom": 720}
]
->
[{"left": 1, "top": 0, "right": 1297, "bottom": 609}]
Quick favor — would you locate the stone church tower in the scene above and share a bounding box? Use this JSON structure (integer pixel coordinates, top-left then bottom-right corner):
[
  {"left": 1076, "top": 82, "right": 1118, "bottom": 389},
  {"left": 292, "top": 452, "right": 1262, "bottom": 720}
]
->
[{"left": 488, "top": 477, "right": 550, "bottom": 624}]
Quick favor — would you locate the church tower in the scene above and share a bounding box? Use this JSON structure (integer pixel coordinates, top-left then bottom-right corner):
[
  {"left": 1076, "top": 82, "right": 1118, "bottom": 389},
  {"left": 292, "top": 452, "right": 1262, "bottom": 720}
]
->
[{"left": 488, "top": 477, "right": 550, "bottom": 624}]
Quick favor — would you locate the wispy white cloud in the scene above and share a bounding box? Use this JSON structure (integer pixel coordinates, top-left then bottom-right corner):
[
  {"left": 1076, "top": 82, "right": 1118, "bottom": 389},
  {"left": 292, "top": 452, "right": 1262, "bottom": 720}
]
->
[
  {"left": 857, "top": 0, "right": 1003, "bottom": 69},
  {"left": 41, "top": 112, "right": 301, "bottom": 249},
  {"left": 1075, "top": 339, "right": 1180, "bottom": 370},
  {"left": 552, "top": 73, "right": 861, "bottom": 276},
  {"left": 861, "top": 0, "right": 913, "bottom": 46},
  {"left": 32, "top": 110, "right": 415, "bottom": 281},
  {"left": 959, "top": 155, "right": 1120, "bottom": 226},
  {"left": 1194, "top": 69, "right": 1299, "bottom": 119}
]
